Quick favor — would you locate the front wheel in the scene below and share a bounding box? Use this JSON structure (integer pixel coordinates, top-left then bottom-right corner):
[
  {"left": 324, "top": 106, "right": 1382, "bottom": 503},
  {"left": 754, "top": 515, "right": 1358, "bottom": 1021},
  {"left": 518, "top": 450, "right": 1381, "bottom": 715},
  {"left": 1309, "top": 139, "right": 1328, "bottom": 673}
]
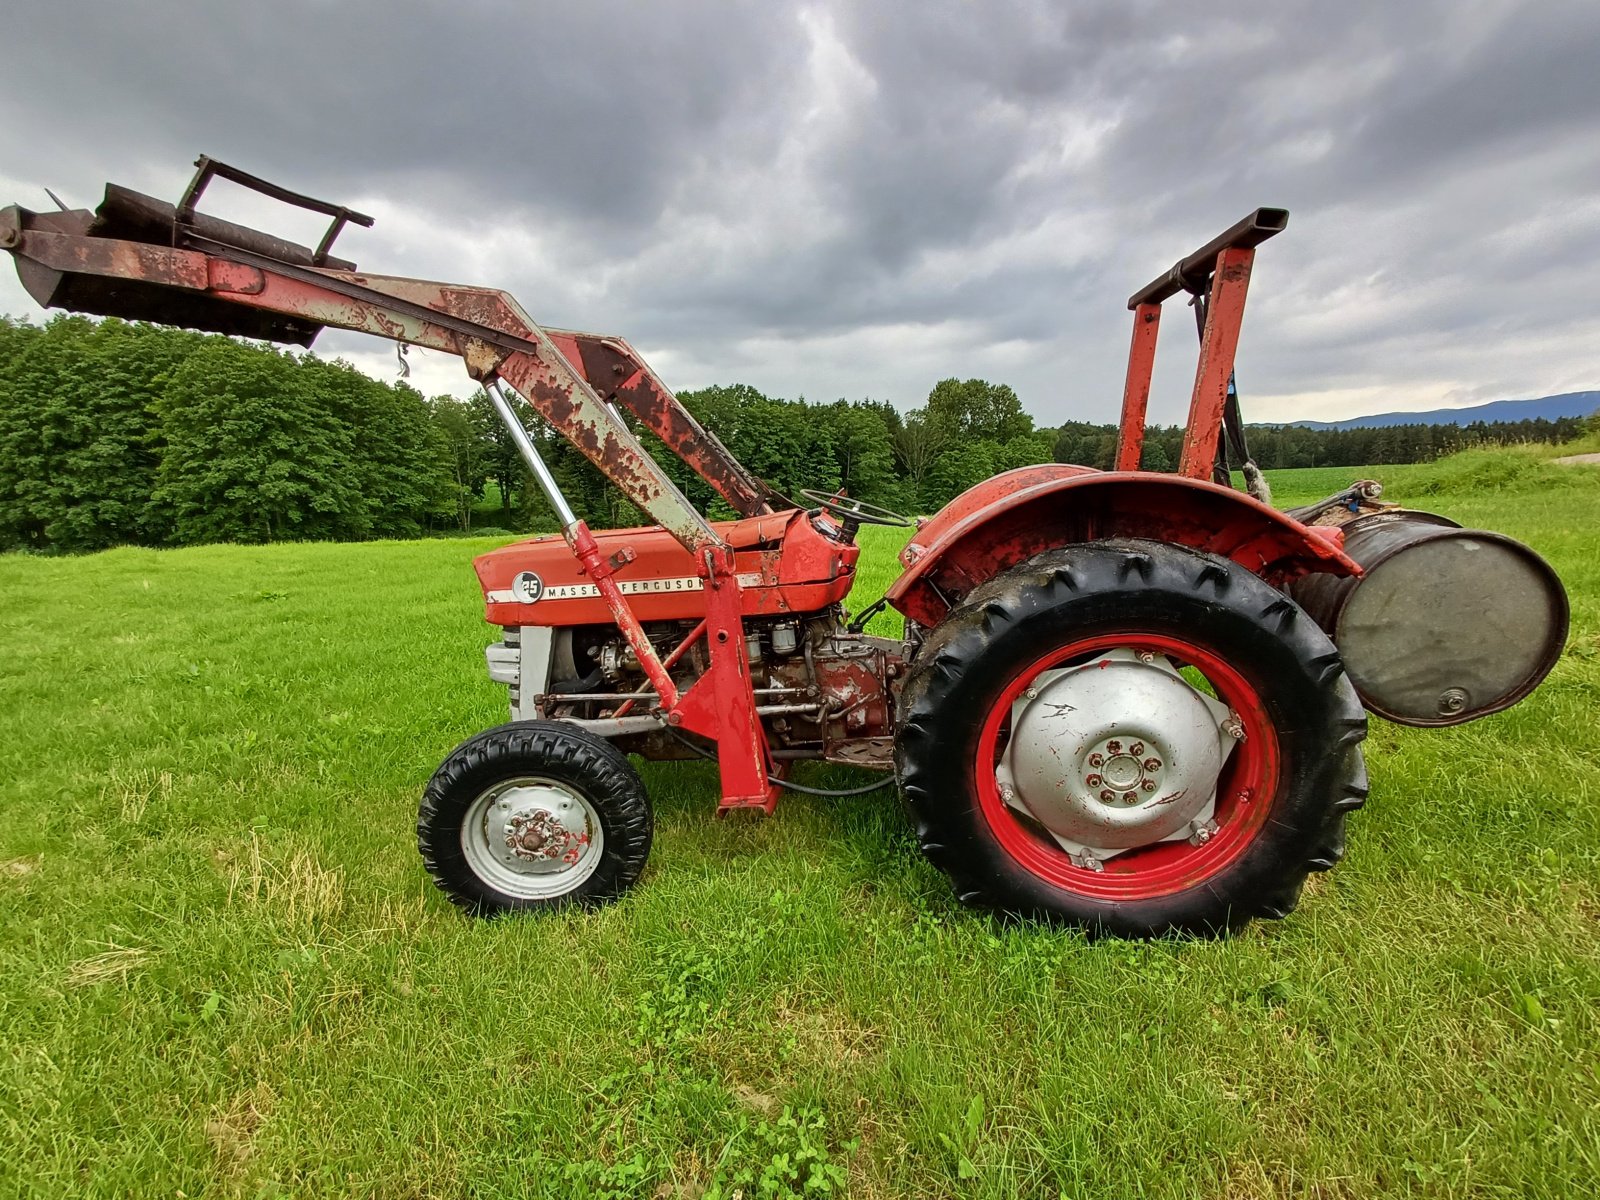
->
[
  {"left": 418, "top": 722, "right": 653, "bottom": 916},
  {"left": 895, "top": 540, "right": 1369, "bottom": 937}
]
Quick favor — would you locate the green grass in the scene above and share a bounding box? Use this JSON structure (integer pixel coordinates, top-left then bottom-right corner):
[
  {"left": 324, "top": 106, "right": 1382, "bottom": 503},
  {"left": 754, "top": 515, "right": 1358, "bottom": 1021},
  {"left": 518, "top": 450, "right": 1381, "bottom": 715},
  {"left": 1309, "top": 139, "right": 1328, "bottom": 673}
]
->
[{"left": 2, "top": 450, "right": 1598, "bottom": 1198}]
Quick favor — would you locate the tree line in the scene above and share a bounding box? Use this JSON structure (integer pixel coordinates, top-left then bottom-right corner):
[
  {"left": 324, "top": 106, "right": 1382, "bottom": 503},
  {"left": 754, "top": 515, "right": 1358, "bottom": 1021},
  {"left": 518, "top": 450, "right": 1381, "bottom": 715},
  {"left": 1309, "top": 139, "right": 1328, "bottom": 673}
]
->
[
  {"left": 1054, "top": 415, "right": 1591, "bottom": 473},
  {"left": 0, "top": 315, "right": 1589, "bottom": 553}
]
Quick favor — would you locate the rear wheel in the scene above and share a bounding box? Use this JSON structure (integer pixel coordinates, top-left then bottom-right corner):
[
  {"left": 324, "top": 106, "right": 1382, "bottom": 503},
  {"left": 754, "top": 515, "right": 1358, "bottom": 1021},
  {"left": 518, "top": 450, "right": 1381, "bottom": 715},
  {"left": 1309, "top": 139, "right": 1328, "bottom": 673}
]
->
[
  {"left": 419, "top": 722, "right": 652, "bottom": 915},
  {"left": 895, "top": 539, "right": 1368, "bottom": 937}
]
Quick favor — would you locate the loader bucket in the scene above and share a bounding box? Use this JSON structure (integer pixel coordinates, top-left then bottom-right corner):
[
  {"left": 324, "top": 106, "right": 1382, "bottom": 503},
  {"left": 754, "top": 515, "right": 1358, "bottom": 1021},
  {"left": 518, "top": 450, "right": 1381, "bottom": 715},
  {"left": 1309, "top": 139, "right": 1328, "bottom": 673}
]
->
[
  {"left": 3, "top": 189, "right": 332, "bottom": 346},
  {"left": 3, "top": 157, "right": 372, "bottom": 347}
]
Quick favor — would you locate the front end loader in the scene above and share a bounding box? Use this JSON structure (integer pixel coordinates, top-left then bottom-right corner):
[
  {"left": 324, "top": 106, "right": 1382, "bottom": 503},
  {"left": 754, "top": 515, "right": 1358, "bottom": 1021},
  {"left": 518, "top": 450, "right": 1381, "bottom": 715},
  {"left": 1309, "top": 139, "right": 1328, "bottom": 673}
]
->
[{"left": 1, "top": 159, "right": 1568, "bottom": 936}]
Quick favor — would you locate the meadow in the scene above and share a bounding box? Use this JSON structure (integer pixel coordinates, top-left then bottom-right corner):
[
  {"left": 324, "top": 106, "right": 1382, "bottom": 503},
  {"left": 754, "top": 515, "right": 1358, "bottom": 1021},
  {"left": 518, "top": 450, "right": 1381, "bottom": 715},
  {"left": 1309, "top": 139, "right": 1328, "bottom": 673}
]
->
[{"left": 1, "top": 447, "right": 1597, "bottom": 1198}]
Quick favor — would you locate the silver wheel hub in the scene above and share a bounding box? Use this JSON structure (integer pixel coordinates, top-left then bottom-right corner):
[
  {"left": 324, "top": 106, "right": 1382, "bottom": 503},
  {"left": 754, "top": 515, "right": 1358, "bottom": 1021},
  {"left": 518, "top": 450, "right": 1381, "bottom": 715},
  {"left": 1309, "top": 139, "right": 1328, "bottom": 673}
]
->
[
  {"left": 460, "top": 779, "right": 603, "bottom": 899},
  {"left": 996, "top": 649, "right": 1241, "bottom": 863}
]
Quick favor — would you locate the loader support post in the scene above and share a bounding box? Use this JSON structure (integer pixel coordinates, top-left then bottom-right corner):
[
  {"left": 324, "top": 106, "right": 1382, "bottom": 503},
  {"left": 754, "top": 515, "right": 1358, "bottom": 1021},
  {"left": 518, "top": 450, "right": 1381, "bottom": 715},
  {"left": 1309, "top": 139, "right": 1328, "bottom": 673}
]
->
[
  {"left": 484, "top": 380, "right": 578, "bottom": 529},
  {"left": 1116, "top": 303, "right": 1162, "bottom": 471},
  {"left": 488, "top": 378, "right": 680, "bottom": 710},
  {"left": 696, "top": 548, "right": 778, "bottom": 813},
  {"left": 1179, "top": 246, "right": 1255, "bottom": 479}
]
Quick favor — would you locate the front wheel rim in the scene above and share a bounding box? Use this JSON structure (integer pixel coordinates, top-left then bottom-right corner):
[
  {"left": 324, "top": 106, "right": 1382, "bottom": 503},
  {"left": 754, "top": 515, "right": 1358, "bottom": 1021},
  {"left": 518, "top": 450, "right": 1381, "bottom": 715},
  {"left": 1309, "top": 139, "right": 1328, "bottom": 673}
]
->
[
  {"left": 975, "top": 631, "right": 1280, "bottom": 901},
  {"left": 460, "top": 776, "right": 605, "bottom": 900}
]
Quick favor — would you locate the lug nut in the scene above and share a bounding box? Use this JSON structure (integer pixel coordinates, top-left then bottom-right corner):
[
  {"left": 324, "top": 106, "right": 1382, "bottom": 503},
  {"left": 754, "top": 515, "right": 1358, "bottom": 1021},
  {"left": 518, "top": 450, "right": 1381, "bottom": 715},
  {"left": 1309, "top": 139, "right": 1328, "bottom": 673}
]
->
[
  {"left": 1024, "top": 686, "right": 1039, "bottom": 700},
  {"left": 1088, "top": 753, "right": 1105, "bottom": 767},
  {"left": 1107, "top": 740, "right": 1122, "bottom": 753},
  {"left": 1099, "top": 789, "right": 1115, "bottom": 802},
  {"left": 1193, "top": 826, "right": 1213, "bottom": 845},
  {"left": 1086, "top": 774, "right": 1102, "bottom": 788},
  {"left": 1143, "top": 758, "right": 1161, "bottom": 771},
  {"left": 1141, "top": 780, "right": 1157, "bottom": 792},
  {"left": 1137, "top": 651, "right": 1155, "bottom": 664},
  {"left": 1130, "top": 741, "right": 1145, "bottom": 756}
]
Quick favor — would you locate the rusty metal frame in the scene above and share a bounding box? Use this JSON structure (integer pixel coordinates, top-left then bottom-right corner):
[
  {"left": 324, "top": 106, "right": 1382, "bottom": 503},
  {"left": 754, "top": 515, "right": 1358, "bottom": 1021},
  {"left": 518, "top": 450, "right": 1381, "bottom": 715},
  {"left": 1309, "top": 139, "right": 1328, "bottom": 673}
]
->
[
  {"left": 1114, "top": 209, "right": 1285, "bottom": 482},
  {"left": 555, "top": 332, "right": 790, "bottom": 518},
  {"left": 1115, "top": 303, "right": 1161, "bottom": 471},
  {"left": 1178, "top": 245, "right": 1255, "bottom": 478}
]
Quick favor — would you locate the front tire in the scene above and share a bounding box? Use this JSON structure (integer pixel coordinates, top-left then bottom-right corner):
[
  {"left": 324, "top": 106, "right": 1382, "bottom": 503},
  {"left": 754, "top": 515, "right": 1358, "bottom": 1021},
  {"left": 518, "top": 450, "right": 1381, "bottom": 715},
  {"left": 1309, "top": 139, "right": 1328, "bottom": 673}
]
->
[
  {"left": 419, "top": 722, "right": 653, "bottom": 916},
  {"left": 895, "top": 540, "right": 1368, "bottom": 937}
]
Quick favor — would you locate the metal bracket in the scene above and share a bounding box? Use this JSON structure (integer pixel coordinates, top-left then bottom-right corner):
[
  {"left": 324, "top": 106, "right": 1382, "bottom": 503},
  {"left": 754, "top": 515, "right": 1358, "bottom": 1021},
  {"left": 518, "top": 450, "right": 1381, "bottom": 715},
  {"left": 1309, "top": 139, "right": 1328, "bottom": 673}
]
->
[{"left": 176, "top": 155, "right": 375, "bottom": 266}]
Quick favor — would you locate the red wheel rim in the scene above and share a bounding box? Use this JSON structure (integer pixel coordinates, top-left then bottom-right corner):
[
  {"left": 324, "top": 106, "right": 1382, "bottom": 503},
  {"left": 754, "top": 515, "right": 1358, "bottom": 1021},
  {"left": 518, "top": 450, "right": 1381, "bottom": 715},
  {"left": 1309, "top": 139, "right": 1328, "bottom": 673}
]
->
[{"left": 974, "top": 631, "right": 1280, "bottom": 900}]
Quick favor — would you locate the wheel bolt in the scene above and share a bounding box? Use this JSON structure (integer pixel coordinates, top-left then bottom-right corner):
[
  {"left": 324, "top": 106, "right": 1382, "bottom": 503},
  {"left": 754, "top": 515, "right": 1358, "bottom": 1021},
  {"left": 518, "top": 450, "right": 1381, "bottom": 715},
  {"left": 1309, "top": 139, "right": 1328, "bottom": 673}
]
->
[
  {"left": 1130, "top": 741, "right": 1145, "bottom": 756},
  {"left": 1141, "top": 780, "right": 1157, "bottom": 792},
  {"left": 1086, "top": 774, "right": 1102, "bottom": 788},
  {"left": 1107, "top": 740, "right": 1122, "bottom": 753},
  {"left": 1088, "top": 753, "right": 1105, "bottom": 767},
  {"left": 1099, "top": 789, "right": 1115, "bottom": 802},
  {"left": 1143, "top": 758, "right": 1161, "bottom": 771}
]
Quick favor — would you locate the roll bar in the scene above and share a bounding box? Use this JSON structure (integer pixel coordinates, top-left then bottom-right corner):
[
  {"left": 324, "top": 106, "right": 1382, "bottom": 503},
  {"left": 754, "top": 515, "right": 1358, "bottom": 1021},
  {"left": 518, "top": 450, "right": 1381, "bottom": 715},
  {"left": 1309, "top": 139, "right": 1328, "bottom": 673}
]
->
[{"left": 1127, "top": 207, "right": 1288, "bottom": 309}]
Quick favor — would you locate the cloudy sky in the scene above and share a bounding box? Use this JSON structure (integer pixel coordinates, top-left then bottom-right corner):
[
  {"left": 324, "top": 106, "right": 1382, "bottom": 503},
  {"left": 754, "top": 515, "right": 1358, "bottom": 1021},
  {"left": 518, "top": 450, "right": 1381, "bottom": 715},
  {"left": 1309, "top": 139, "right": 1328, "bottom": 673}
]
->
[{"left": 3, "top": 1, "right": 1597, "bottom": 425}]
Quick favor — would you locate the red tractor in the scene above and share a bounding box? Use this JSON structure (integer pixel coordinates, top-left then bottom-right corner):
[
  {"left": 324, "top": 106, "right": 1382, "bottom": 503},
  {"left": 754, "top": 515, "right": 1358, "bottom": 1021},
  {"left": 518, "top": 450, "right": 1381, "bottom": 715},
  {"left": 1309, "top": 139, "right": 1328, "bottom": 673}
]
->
[{"left": 2, "top": 160, "right": 1568, "bottom": 935}]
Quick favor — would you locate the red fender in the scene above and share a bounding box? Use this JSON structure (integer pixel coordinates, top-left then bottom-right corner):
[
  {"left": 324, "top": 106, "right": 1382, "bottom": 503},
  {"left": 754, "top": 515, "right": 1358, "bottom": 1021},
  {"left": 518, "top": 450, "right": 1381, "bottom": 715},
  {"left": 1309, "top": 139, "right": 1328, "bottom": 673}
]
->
[{"left": 885, "top": 464, "right": 1359, "bottom": 628}]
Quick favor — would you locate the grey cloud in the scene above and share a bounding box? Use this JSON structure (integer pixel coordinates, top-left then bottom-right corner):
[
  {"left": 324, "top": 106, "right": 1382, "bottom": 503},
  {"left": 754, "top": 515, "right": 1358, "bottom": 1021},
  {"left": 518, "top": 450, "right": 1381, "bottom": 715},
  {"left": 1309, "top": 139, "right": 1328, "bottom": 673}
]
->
[{"left": 2, "top": 0, "right": 1597, "bottom": 425}]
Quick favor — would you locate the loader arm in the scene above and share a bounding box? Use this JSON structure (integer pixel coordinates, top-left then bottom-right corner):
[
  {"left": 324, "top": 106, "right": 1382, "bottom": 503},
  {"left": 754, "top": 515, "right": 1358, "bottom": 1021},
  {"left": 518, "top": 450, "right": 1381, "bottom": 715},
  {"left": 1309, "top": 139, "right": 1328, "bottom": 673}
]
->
[
  {"left": 547, "top": 330, "right": 792, "bottom": 517},
  {"left": 0, "top": 185, "right": 771, "bottom": 546}
]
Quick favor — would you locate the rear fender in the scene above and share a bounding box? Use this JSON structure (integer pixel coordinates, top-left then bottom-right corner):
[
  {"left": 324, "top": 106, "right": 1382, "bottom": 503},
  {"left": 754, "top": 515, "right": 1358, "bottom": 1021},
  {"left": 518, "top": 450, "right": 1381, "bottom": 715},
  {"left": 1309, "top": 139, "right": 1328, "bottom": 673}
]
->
[{"left": 885, "top": 465, "right": 1359, "bottom": 627}]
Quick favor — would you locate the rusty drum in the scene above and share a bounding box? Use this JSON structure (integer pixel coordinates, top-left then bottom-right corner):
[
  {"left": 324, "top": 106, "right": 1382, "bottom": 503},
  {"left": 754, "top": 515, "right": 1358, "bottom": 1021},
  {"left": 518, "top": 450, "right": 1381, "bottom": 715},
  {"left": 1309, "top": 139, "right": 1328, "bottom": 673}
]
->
[{"left": 1290, "top": 511, "right": 1568, "bottom": 727}]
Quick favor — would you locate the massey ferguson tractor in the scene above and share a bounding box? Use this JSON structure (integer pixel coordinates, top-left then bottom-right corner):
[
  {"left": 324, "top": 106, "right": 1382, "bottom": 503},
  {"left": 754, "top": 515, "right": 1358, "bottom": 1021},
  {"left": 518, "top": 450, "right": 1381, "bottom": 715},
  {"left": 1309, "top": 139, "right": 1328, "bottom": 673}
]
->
[{"left": 2, "top": 159, "right": 1569, "bottom": 936}]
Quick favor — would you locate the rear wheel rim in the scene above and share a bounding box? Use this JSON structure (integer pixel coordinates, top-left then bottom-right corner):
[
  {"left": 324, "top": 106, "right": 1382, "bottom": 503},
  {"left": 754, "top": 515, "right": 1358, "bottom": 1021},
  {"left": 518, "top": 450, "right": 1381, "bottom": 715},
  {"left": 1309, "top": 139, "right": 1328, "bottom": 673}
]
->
[
  {"left": 460, "top": 776, "right": 605, "bottom": 900},
  {"left": 974, "top": 631, "right": 1280, "bottom": 900}
]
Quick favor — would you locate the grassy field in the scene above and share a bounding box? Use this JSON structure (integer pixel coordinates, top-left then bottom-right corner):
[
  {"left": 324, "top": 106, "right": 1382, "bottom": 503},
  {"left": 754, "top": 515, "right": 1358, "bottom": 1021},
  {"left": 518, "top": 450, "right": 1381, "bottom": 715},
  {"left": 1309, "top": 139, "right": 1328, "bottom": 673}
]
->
[{"left": 2, "top": 448, "right": 1598, "bottom": 1198}]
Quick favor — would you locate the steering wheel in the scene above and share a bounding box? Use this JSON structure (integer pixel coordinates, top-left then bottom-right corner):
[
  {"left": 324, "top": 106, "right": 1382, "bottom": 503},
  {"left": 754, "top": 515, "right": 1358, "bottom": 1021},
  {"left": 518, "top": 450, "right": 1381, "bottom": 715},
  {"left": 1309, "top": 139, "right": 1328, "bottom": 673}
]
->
[{"left": 798, "top": 488, "right": 913, "bottom": 532}]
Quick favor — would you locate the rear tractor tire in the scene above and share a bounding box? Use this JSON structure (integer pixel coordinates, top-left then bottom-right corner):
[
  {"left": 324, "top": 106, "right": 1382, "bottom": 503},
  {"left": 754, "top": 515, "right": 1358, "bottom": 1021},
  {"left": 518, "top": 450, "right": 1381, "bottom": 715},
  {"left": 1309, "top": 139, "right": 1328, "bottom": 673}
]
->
[
  {"left": 895, "top": 539, "right": 1368, "bottom": 937},
  {"left": 419, "top": 721, "right": 653, "bottom": 916}
]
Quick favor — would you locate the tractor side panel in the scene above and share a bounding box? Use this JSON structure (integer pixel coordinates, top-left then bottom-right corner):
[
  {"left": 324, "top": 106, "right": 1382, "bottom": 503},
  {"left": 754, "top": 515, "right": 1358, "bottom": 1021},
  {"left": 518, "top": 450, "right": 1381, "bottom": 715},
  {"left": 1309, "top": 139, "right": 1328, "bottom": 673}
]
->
[
  {"left": 475, "top": 508, "right": 860, "bottom": 627},
  {"left": 886, "top": 465, "right": 1358, "bottom": 628}
]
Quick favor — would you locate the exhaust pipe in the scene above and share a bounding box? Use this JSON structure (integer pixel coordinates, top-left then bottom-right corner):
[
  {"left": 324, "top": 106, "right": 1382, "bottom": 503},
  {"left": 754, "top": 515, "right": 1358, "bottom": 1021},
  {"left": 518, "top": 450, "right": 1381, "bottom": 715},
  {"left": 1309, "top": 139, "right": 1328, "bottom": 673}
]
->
[{"left": 1291, "top": 511, "right": 1568, "bottom": 727}]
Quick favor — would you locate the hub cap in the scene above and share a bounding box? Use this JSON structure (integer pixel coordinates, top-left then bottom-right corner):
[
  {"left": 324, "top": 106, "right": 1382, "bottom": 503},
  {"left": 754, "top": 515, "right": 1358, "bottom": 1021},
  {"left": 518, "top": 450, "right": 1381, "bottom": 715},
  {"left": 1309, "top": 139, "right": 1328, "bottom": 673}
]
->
[
  {"left": 460, "top": 777, "right": 604, "bottom": 899},
  {"left": 996, "top": 649, "right": 1239, "bottom": 864}
]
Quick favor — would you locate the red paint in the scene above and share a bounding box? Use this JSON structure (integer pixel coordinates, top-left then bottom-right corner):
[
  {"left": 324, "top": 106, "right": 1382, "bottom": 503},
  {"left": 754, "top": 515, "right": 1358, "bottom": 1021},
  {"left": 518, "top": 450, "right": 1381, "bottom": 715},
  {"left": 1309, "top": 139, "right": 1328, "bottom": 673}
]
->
[
  {"left": 974, "top": 632, "right": 1280, "bottom": 899},
  {"left": 889, "top": 467, "right": 1356, "bottom": 627},
  {"left": 680, "top": 546, "right": 778, "bottom": 812},
  {"left": 1179, "top": 246, "right": 1255, "bottom": 478},
  {"left": 476, "top": 508, "right": 858, "bottom": 627},
  {"left": 569, "top": 521, "right": 679, "bottom": 709},
  {"left": 1116, "top": 304, "right": 1161, "bottom": 471}
]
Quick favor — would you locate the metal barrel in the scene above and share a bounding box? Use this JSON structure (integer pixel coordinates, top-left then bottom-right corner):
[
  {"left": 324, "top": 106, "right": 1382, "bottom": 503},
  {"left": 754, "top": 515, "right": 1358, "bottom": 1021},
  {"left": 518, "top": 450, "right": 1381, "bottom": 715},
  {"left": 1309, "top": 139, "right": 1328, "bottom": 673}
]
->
[{"left": 1290, "top": 510, "right": 1568, "bottom": 727}]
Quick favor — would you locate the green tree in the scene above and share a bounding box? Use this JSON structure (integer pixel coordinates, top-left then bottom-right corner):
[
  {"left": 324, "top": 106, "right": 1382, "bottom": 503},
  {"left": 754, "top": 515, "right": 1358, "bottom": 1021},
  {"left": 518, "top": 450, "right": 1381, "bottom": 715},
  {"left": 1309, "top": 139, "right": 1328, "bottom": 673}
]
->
[
  {"left": 155, "top": 340, "right": 363, "bottom": 543},
  {"left": 0, "top": 316, "right": 196, "bottom": 552},
  {"left": 828, "top": 400, "right": 897, "bottom": 503},
  {"left": 925, "top": 378, "right": 1033, "bottom": 443},
  {"left": 430, "top": 395, "right": 491, "bottom": 531},
  {"left": 299, "top": 357, "right": 455, "bottom": 537}
]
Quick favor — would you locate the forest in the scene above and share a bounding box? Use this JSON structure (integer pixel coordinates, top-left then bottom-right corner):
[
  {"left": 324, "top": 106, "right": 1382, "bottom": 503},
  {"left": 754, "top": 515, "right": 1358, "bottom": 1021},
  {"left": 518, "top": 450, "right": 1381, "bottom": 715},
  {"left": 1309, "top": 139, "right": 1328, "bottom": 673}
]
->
[{"left": 0, "top": 315, "right": 1591, "bottom": 553}]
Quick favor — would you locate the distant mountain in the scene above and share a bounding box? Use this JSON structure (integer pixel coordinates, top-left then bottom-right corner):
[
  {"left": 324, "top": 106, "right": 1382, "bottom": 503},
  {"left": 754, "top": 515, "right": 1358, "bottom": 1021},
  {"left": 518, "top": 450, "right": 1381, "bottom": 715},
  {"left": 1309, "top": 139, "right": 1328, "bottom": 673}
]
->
[{"left": 1282, "top": 391, "right": 1600, "bottom": 431}]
